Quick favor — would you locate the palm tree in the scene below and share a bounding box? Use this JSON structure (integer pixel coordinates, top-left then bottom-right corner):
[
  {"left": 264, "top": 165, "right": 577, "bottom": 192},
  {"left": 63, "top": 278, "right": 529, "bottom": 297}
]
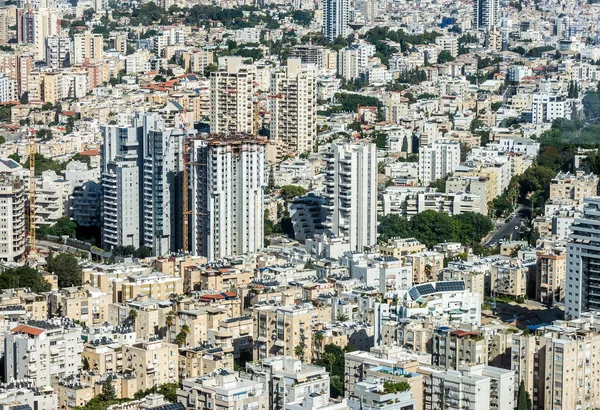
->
[
  {"left": 127, "top": 309, "right": 137, "bottom": 322},
  {"left": 165, "top": 315, "right": 174, "bottom": 342},
  {"left": 336, "top": 313, "right": 349, "bottom": 322},
  {"left": 424, "top": 264, "right": 433, "bottom": 281},
  {"left": 314, "top": 332, "right": 324, "bottom": 359}
]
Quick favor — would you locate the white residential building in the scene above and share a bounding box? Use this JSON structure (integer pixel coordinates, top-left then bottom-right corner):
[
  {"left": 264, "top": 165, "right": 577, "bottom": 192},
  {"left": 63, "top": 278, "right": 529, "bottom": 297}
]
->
[
  {"left": 473, "top": 0, "right": 500, "bottom": 29},
  {"left": 189, "top": 135, "right": 265, "bottom": 260},
  {"left": 337, "top": 46, "right": 359, "bottom": 80},
  {"left": 418, "top": 139, "right": 460, "bottom": 187},
  {"left": 324, "top": 142, "right": 377, "bottom": 251},
  {"left": 269, "top": 59, "right": 316, "bottom": 156},
  {"left": 45, "top": 34, "right": 69, "bottom": 69},
  {"left": 4, "top": 320, "right": 83, "bottom": 388},
  {"left": 0, "top": 167, "right": 26, "bottom": 261},
  {"left": 531, "top": 94, "right": 571, "bottom": 124}
]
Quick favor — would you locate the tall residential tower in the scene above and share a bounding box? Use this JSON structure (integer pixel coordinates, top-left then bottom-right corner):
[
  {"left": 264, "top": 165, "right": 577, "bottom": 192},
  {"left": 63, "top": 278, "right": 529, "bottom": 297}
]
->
[{"left": 323, "top": 0, "right": 349, "bottom": 41}]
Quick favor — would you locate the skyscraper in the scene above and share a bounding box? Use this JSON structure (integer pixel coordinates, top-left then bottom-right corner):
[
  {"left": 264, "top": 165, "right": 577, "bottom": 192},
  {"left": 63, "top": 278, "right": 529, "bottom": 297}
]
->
[
  {"left": 323, "top": 142, "right": 377, "bottom": 251},
  {"left": 566, "top": 197, "right": 600, "bottom": 318},
  {"left": 472, "top": 0, "right": 501, "bottom": 30},
  {"left": 269, "top": 59, "right": 316, "bottom": 158},
  {"left": 323, "top": 0, "right": 349, "bottom": 42},
  {"left": 73, "top": 31, "right": 103, "bottom": 65},
  {"left": 189, "top": 135, "right": 265, "bottom": 260},
  {"left": 210, "top": 57, "right": 256, "bottom": 136}
]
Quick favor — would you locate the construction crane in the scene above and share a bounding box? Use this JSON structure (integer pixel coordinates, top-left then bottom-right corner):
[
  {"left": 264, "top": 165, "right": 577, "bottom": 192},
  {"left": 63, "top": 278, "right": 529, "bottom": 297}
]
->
[{"left": 28, "top": 127, "right": 36, "bottom": 259}]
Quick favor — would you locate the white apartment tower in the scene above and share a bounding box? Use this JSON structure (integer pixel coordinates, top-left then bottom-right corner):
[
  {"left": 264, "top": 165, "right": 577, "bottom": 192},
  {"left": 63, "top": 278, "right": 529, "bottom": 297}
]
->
[
  {"left": 189, "top": 135, "right": 265, "bottom": 261},
  {"left": 210, "top": 57, "right": 256, "bottom": 136},
  {"left": 419, "top": 139, "right": 460, "bottom": 187},
  {"left": 101, "top": 122, "right": 143, "bottom": 251},
  {"left": 473, "top": 0, "right": 500, "bottom": 30},
  {"left": 269, "top": 59, "right": 316, "bottom": 157},
  {"left": 73, "top": 31, "right": 103, "bottom": 65},
  {"left": 566, "top": 197, "right": 600, "bottom": 318},
  {"left": 324, "top": 142, "right": 377, "bottom": 251},
  {"left": 45, "top": 34, "right": 69, "bottom": 69},
  {"left": 323, "top": 0, "right": 349, "bottom": 41},
  {"left": 0, "top": 167, "right": 25, "bottom": 261}
]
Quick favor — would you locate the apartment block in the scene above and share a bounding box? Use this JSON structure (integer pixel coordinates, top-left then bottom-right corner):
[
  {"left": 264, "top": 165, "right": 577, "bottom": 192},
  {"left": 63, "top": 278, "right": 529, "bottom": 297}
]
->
[
  {"left": 0, "top": 169, "right": 26, "bottom": 261},
  {"left": 418, "top": 139, "right": 460, "bottom": 187},
  {"left": 4, "top": 320, "right": 84, "bottom": 388},
  {"left": 269, "top": 59, "right": 316, "bottom": 156},
  {"left": 189, "top": 135, "right": 265, "bottom": 260},
  {"left": 123, "top": 339, "right": 178, "bottom": 391},
  {"left": 45, "top": 35, "right": 70, "bottom": 69},
  {"left": 73, "top": 32, "right": 103, "bottom": 65},
  {"left": 323, "top": 142, "right": 377, "bottom": 251},
  {"left": 405, "top": 251, "right": 444, "bottom": 284},
  {"left": 536, "top": 247, "right": 566, "bottom": 303},
  {"left": 378, "top": 238, "right": 427, "bottom": 259},
  {"left": 112, "top": 273, "right": 183, "bottom": 303},
  {"left": 549, "top": 171, "right": 598, "bottom": 201},
  {"left": 210, "top": 57, "right": 256, "bottom": 135},
  {"left": 490, "top": 259, "right": 531, "bottom": 298}
]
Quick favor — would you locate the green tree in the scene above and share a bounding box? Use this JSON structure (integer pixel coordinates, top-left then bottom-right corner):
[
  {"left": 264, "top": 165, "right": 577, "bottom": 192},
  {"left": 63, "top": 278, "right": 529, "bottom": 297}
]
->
[
  {"left": 372, "top": 131, "right": 388, "bottom": 149},
  {"left": 38, "top": 217, "right": 77, "bottom": 238},
  {"left": 489, "top": 195, "right": 514, "bottom": 218},
  {"left": 378, "top": 214, "right": 410, "bottom": 241},
  {"left": 0, "top": 135, "right": 5, "bottom": 144},
  {"left": 517, "top": 380, "right": 531, "bottom": 410},
  {"left": 47, "top": 252, "right": 82, "bottom": 288},
  {"left": 127, "top": 309, "right": 137, "bottom": 321},
  {"left": 100, "top": 377, "right": 116, "bottom": 401},
  {"left": 0, "top": 266, "right": 51, "bottom": 292},
  {"left": 82, "top": 356, "right": 90, "bottom": 371},
  {"left": 280, "top": 185, "right": 307, "bottom": 200},
  {"left": 8, "top": 153, "right": 20, "bottom": 163},
  {"left": 336, "top": 313, "right": 349, "bottom": 322},
  {"left": 437, "top": 50, "right": 455, "bottom": 63},
  {"left": 70, "top": 153, "right": 91, "bottom": 168},
  {"left": 294, "top": 344, "right": 304, "bottom": 359},
  {"left": 312, "top": 344, "right": 345, "bottom": 397}
]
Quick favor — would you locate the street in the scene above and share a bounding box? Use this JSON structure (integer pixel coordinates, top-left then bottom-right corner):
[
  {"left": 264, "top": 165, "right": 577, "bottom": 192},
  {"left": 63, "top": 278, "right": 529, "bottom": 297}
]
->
[{"left": 483, "top": 206, "right": 527, "bottom": 246}]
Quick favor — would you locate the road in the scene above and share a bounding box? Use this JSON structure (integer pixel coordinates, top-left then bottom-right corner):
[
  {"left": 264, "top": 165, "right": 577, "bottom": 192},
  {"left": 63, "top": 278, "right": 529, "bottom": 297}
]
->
[{"left": 483, "top": 206, "right": 526, "bottom": 246}]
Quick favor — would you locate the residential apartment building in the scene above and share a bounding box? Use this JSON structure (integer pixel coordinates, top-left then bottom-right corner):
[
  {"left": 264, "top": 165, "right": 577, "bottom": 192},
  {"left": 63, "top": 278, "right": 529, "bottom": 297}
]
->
[
  {"left": 566, "top": 197, "right": 600, "bottom": 318},
  {"left": 0, "top": 169, "right": 26, "bottom": 261},
  {"left": 189, "top": 135, "right": 265, "bottom": 260},
  {"left": 536, "top": 247, "right": 566, "bottom": 303},
  {"left": 252, "top": 305, "right": 313, "bottom": 362},
  {"left": 472, "top": 0, "right": 500, "bottom": 29},
  {"left": 45, "top": 35, "right": 70, "bottom": 69},
  {"left": 269, "top": 59, "right": 316, "bottom": 156},
  {"left": 323, "top": 0, "right": 349, "bottom": 41},
  {"left": 123, "top": 339, "right": 178, "bottom": 391},
  {"left": 432, "top": 328, "right": 488, "bottom": 369},
  {"left": 178, "top": 370, "right": 268, "bottom": 410},
  {"left": 490, "top": 259, "right": 530, "bottom": 298},
  {"left": 323, "top": 142, "right": 377, "bottom": 251},
  {"left": 73, "top": 32, "right": 103, "bottom": 65},
  {"left": 112, "top": 273, "right": 183, "bottom": 303},
  {"left": 549, "top": 171, "right": 598, "bottom": 201},
  {"left": 4, "top": 320, "right": 83, "bottom": 388},
  {"left": 382, "top": 191, "right": 485, "bottom": 217},
  {"left": 531, "top": 94, "right": 571, "bottom": 124},
  {"left": 210, "top": 57, "right": 256, "bottom": 135},
  {"left": 288, "top": 194, "right": 327, "bottom": 243},
  {"left": 378, "top": 238, "right": 427, "bottom": 259},
  {"left": 348, "top": 378, "right": 417, "bottom": 410},
  {"left": 419, "top": 139, "right": 460, "bottom": 187}
]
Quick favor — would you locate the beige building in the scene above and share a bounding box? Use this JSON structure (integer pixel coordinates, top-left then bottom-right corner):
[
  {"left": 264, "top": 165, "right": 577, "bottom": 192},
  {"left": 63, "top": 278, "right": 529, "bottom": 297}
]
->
[
  {"left": 183, "top": 264, "right": 254, "bottom": 293},
  {"left": 432, "top": 329, "right": 488, "bottom": 369},
  {"left": 182, "top": 49, "right": 213, "bottom": 73},
  {"left": 178, "top": 345, "right": 234, "bottom": 379},
  {"left": 49, "top": 286, "right": 111, "bottom": 327},
  {"left": 536, "top": 247, "right": 566, "bottom": 303},
  {"left": 490, "top": 259, "right": 530, "bottom": 298},
  {"left": 73, "top": 32, "right": 103, "bottom": 65},
  {"left": 123, "top": 339, "right": 178, "bottom": 391},
  {"left": 82, "top": 344, "right": 123, "bottom": 375},
  {"left": 253, "top": 305, "right": 314, "bottom": 362},
  {"left": 112, "top": 272, "right": 183, "bottom": 303},
  {"left": 378, "top": 237, "right": 426, "bottom": 259},
  {"left": 405, "top": 251, "right": 444, "bottom": 284},
  {"left": 549, "top": 171, "right": 598, "bottom": 201}
]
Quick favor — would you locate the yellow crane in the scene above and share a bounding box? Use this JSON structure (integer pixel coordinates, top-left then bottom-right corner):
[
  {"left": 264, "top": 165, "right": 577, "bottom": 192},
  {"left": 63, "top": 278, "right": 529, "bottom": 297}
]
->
[{"left": 28, "top": 127, "right": 36, "bottom": 258}]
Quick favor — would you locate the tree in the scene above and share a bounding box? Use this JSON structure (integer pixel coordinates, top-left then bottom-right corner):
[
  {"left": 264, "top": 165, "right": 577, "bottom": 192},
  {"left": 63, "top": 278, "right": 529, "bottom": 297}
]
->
[
  {"left": 294, "top": 344, "right": 304, "bottom": 359},
  {"left": 378, "top": 214, "right": 410, "bottom": 241},
  {"left": 401, "top": 136, "right": 409, "bottom": 152},
  {"left": 0, "top": 135, "right": 5, "bottom": 144},
  {"left": 134, "top": 246, "right": 152, "bottom": 258},
  {"left": 0, "top": 266, "right": 51, "bottom": 293},
  {"left": 312, "top": 344, "right": 345, "bottom": 397},
  {"left": 460, "top": 142, "right": 470, "bottom": 162},
  {"left": 267, "top": 166, "right": 275, "bottom": 193},
  {"left": 8, "top": 153, "right": 20, "bottom": 163},
  {"left": 336, "top": 313, "right": 349, "bottom": 322},
  {"left": 204, "top": 63, "right": 218, "bottom": 77},
  {"left": 437, "top": 50, "right": 455, "bottom": 63},
  {"left": 46, "top": 253, "right": 82, "bottom": 288},
  {"left": 100, "top": 377, "right": 116, "bottom": 401},
  {"left": 82, "top": 356, "right": 90, "bottom": 371},
  {"left": 517, "top": 380, "right": 531, "bottom": 410},
  {"left": 280, "top": 185, "right": 306, "bottom": 200},
  {"left": 38, "top": 217, "right": 77, "bottom": 238},
  {"left": 372, "top": 131, "right": 388, "bottom": 149},
  {"left": 314, "top": 332, "right": 324, "bottom": 358},
  {"left": 127, "top": 309, "right": 137, "bottom": 321}
]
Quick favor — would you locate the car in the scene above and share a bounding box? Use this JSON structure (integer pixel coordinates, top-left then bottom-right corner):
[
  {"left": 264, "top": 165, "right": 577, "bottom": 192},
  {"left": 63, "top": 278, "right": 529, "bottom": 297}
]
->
[{"left": 514, "top": 226, "right": 519, "bottom": 230}]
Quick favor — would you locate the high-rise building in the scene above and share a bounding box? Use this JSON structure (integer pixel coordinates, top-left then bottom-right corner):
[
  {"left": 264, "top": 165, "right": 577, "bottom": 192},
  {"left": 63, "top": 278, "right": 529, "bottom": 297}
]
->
[
  {"left": 418, "top": 139, "right": 460, "bottom": 187},
  {"left": 323, "top": 142, "right": 377, "bottom": 251},
  {"left": 269, "top": 59, "right": 316, "bottom": 157},
  {"left": 0, "top": 162, "right": 26, "bottom": 262},
  {"left": 210, "top": 57, "right": 256, "bottom": 135},
  {"left": 472, "top": 0, "right": 500, "bottom": 30},
  {"left": 566, "top": 197, "right": 600, "bottom": 318},
  {"left": 189, "top": 135, "right": 265, "bottom": 260},
  {"left": 101, "top": 121, "right": 143, "bottom": 251},
  {"left": 73, "top": 31, "right": 103, "bottom": 65},
  {"left": 101, "top": 113, "right": 190, "bottom": 255},
  {"left": 323, "top": 0, "right": 349, "bottom": 41},
  {"left": 45, "top": 34, "right": 69, "bottom": 69}
]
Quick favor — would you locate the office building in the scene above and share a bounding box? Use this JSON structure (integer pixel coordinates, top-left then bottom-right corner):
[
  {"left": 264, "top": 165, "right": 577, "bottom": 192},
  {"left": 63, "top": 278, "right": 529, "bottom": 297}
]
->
[
  {"left": 189, "top": 135, "right": 265, "bottom": 260},
  {"left": 45, "top": 34, "right": 69, "bottom": 69},
  {"left": 323, "top": 142, "right": 377, "bottom": 251},
  {"left": 472, "top": 0, "right": 500, "bottom": 30},
  {"left": 210, "top": 57, "right": 256, "bottom": 135},
  {"left": 73, "top": 31, "right": 103, "bottom": 65},
  {"left": 418, "top": 139, "right": 460, "bottom": 187},
  {"left": 323, "top": 0, "right": 349, "bottom": 41},
  {"left": 566, "top": 197, "right": 600, "bottom": 318},
  {"left": 269, "top": 59, "right": 316, "bottom": 156}
]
